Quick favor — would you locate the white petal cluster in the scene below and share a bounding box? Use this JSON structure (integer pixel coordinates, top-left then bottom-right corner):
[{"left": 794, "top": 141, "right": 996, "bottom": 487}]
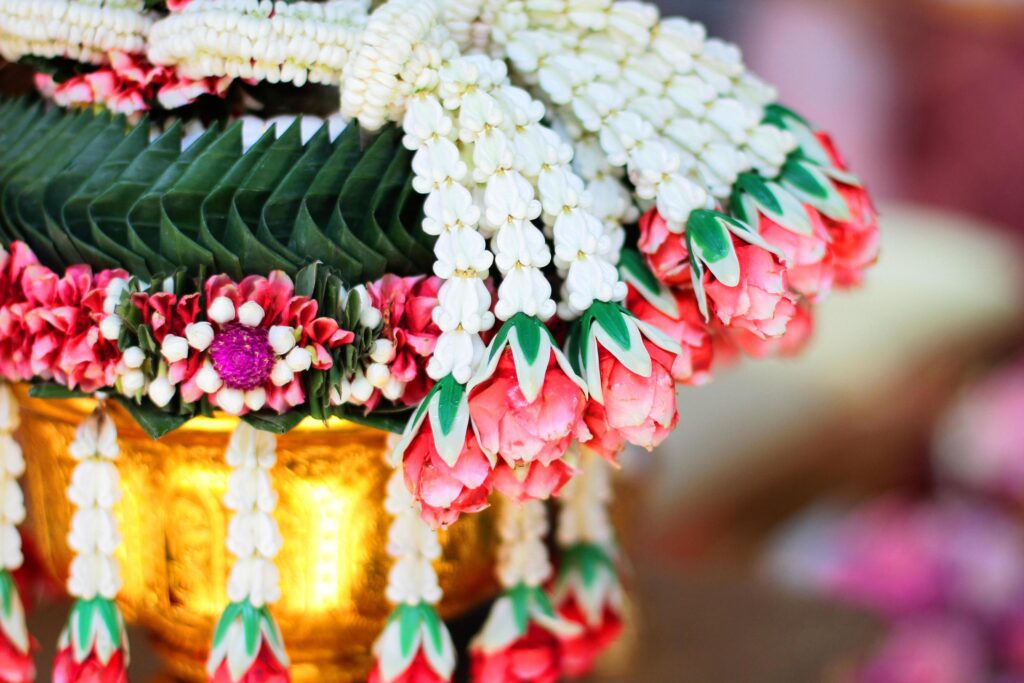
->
[
  {"left": 492, "top": 0, "right": 797, "bottom": 231},
  {"left": 223, "top": 423, "right": 283, "bottom": 608},
  {"left": 383, "top": 466, "right": 443, "bottom": 606},
  {"left": 147, "top": 0, "right": 369, "bottom": 87},
  {"left": 66, "top": 409, "right": 124, "bottom": 601},
  {"left": 0, "top": 386, "right": 24, "bottom": 571},
  {"left": 556, "top": 445, "right": 613, "bottom": 548},
  {"left": 0, "top": 0, "right": 152, "bottom": 65},
  {"left": 496, "top": 498, "right": 551, "bottom": 589}
]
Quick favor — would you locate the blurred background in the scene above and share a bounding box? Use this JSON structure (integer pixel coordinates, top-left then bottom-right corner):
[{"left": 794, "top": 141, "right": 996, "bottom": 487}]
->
[{"left": 589, "top": 1, "right": 1024, "bottom": 682}]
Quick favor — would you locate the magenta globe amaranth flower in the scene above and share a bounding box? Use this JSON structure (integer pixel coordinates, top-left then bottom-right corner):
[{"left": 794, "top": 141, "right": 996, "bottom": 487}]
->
[{"left": 210, "top": 323, "right": 275, "bottom": 391}]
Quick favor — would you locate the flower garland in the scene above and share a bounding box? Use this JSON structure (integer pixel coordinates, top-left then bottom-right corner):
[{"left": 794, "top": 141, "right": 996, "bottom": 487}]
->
[
  {"left": 369, "top": 465, "right": 457, "bottom": 683},
  {"left": 206, "top": 423, "right": 290, "bottom": 682},
  {"left": 147, "top": 0, "right": 370, "bottom": 88},
  {"left": 553, "top": 445, "right": 624, "bottom": 678},
  {"left": 0, "top": 384, "right": 33, "bottom": 683},
  {"left": 54, "top": 407, "right": 130, "bottom": 682},
  {"left": 469, "top": 498, "right": 580, "bottom": 682},
  {"left": 0, "top": 0, "right": 152, "bottom": 65}
]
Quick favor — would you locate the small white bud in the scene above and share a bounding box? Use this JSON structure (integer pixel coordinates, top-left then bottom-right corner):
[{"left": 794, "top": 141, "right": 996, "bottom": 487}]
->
[
  {"left": 268, "top": 326, "right": 297, "bottom": 356},
  {"left": 366, "top": 362, "right": 390, "bottom": 389},
  {"left": 244, "top": 388, "right": 267, "bottom": 411},
  {"left": 237, "top": 301, "right": 265, "bottom": 327},
  {"left": 351, "top": 373, "right": 374, "bottom": 403},
  {"left": 270, "top": 360, "right": 294, "bottom": 387},
  {"left": 195, "top": 364, "right": 223, "bottom": 394},
  {"left": 217, "top": 388, "right": 245, "bottom": 415},
  {"left": 185, "top": 322, "right": 215, "bottom": 351},
  {"left": 122, "top": 347, "right": 145, "bottom": 369},
  {"left": 382, "top": 377, "right": 405, "bottom": 401},
  {"left": 285, "top": 347, "right": 312, "bottom": 373},
  {"left": 147, "top": 377, "right": 175, "bottom": 407},
  {"left": 120, "top": 369, "right": 145, "bottom": 394},
  {"left": 208, "top": 297, "right": 236, "bottom": 324},
  {"left": 161, "top": 334, "right": 189, "bottom": 363},
  {"left": 100, "top": 315, "right": 122, "bottom": 341},
  {"left": 369, "top": 339, "right": 395, "bottom": 364}
]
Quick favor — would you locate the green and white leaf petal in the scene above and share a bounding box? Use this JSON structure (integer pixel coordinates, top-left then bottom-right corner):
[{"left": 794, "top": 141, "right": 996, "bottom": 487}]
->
[
  {"left": 593, "top": 316, "right": 652, "bottom": 380},
  {"left": 782, "top": 160, "right": 851, "bottom": 222},
  {"left": 0, "top": 571, "right": 27, "bottom": 654},
  {"left": 687, "top": 210, "right": 740, "bottom": 287},
  {"left": 259, "top": 610, "right": 289, "bottom": 668},
  {"left": 618, "top": 249, "right": 679, "bottom": 318},
  {"left": 374, "top": 614, "right": 419, "bottom": 682},
  {"left": 419, "top": 612, "right": 456, "bottom": 681},
  {"left": 634, "top": 318, "right": 683, "bottom": 356},
  {"left": 471, "top": 595, "right": 524, "bottom": 654},
  {"left": 427, "top": 378, "right": 470, "bottom": 469}
]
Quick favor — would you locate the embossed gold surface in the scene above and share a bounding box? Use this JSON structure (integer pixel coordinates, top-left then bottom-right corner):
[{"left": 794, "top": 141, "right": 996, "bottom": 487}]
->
[{"left": 15, "top": 386, "right": 498, "bottom": 681}]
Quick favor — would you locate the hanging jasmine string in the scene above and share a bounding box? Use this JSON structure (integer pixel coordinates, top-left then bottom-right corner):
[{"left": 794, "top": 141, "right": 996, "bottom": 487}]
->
[
  {"left": 54, "top": 402, "right": 130, "bottom": 682},
  {"left": 0, "top": 384, "right": 33, "bottom": 682},
  {"left": 206, "top": 423, "right": 290, "bottom": 683}
]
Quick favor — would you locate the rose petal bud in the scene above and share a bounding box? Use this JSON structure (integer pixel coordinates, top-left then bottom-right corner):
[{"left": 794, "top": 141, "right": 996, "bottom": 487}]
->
[
  {"left": 122, "top": 347, "right": 145, "bottom": 370},
  {"left": 285, "top": 347, "right": 312, "bottom": 373},
  {"left": 161, "top": 334, "right": 189, "bottom": 363},
  {"left": 208, "top": 296, "right": 236, "bottom": 324},
  {"left": 366, "top": 362, "right": 390, "bottom": 389},
  {"left": 100, "top": 315, "right": 122, "bottom": 341},
  {"left": 120, "top": 369, "right": 145, "bottom": 394},
  {"left": 351, "top": 373, "right": 374, "bottom": 403},
  {"left": 369, "top": 339, "right": 395, "bottom": 364},
  {"left": 217, "top": 388, "right": 245, "bottom": 415},
  {"left": 147, "top": 377, "right": 175, "bottom": 407},
  {"left": 244, "top": 388, "right": 267, "bottom": 411},
  {"left": 196, "top": 364, "right": 224, "bottom": 394},
  {"left": 238, "top": 301, "right": 265, "bottom": 327},
  {"left": 270, "top": 360, "right": 294, "bottom": 387},
  {"left": 268, "top": 326, "right": 297, "bottom": 356}
]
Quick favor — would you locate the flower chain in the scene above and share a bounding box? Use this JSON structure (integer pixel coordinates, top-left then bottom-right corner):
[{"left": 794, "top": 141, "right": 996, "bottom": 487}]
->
[{"left": 0, "top": 385, "right": 24, "bottom": 576}]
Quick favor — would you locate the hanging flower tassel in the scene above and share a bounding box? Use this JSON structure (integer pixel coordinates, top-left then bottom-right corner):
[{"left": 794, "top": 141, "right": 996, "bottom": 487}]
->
[
  {"left": 0, "top": 385, "right": 33, "bottom": 683},
  {"left": 368, "top": 467, "right": 457, "bottom": 683},
  {"left": 206, "top": 424, "right": 289, "bottom": 683},
  {"left": 553, "top": 446, "right": 624, "bottom": 678},
  {"left": 54, "top": 406, "right": 129, "bottom": 683},
  {"left": 470, "top": 499, "right": 581, "bottom": 683}
]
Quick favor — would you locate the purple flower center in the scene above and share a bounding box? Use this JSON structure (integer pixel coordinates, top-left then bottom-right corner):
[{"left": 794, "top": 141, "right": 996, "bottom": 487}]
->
[{"left": 210, "top": 323, "right": 275, "bottom": 391}]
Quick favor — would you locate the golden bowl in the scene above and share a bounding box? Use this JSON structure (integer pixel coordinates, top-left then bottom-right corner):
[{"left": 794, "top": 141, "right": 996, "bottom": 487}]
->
[{"left": 14, "top": 386, "right": 498, "bottom": 681}]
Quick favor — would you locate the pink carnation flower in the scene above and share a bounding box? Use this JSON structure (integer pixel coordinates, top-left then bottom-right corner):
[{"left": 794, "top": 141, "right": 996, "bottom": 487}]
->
[
  {"left": 758, "top": 205, "right": 835, "bottom": 301},
  {"left": 638, "top": 209, "right": 691, "bottom": 287},
  {"left": 470, "top": 623, "right": 563, "bottom": 683},
  {"left": 816, "top": 132, "right": 881, "bottom": 288},
  {"left": 583, "top": 343, "right": 678, "bottom": 462},
  {"left": 722, "top": 300, "right": 814, "bottom": 360},
  {"left": 625, "top": 284, "right": 713, "bottom": 386},
  {"left": 402, "top": 420, "right": 493, "bottom": 528},
  {"left": 469, "top": 349, "right": 589, "bottom": 490},
  {"left": 367, "top": 274, "right": 443, "bottom": 408},
  {"left": 704, "top": 244, "right": 798, "bottom": 340}
]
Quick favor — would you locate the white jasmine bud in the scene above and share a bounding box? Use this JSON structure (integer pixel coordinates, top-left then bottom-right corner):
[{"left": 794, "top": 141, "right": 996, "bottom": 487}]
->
[
  {"left": 237, "top": 301, "right": 265, "bottom": 327},
  {"left": 120, "top": 369, "right": 145, "bottom": 394},
  {"left": 369, "top": 339, "right": 395, "bottom": 364},
  {"left": 185, "top": 322, "right": 215, "bottom": 351},
  {"left": 270, "top": 360, "right": 294, "bottom": 387},
  {"left": 122, "top": 347, "right": 145, "bottom": 370},
  {"left": 208, "top": 297, "right": 236, "bottom": 324},
  {"left": 147, "top": 377, "right": 175, "bottom": 408},
  {"left": 268, "top": 326, "right": 297, "bottom": 356},
  {"left": 351, "top": 372, "right": 374, "bottom": 403},
  {"left": 99, "top": 315, "right": 122, "bottom": 341},
  {"left": 366, "top": 363, "right": 390, "bottom": 389},
  {"left": 217, "top": 388, "right": 245, "bottom": 415},
  {"left": 196, "top": 363, "right": 223, "bottom": 394},
  {"left": 244, "top": 388, "right": 267, "bottom": 411},
  {"left": 285, "top": 347, "right": 312, "bottom": 373},
  {"left": 161, "top": 334, "right": 189, "bottom": 363}
]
